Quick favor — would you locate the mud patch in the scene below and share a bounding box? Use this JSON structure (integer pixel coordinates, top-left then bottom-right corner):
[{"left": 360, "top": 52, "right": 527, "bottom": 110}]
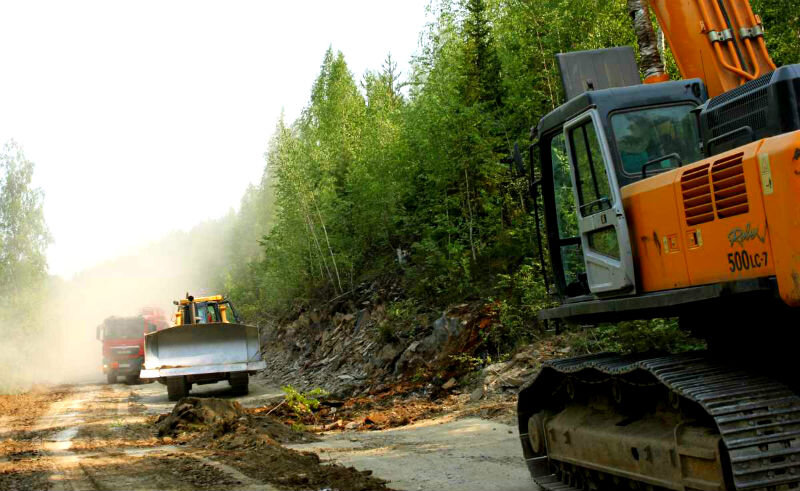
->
[
  {"left": 72, "top": 420, "right": 160, "bottom": 453},
  {"left": 77, "top": 451, "right": 242, "bottom": 490},
  {"left": 203, "top": 444, "right": 389, "bottom": 491}
]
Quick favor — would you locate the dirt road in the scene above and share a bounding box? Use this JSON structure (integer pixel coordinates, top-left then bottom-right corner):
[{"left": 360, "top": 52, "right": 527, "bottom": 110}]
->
[{"left": 0, "top": 380, "right": 535, "bottom": 490}]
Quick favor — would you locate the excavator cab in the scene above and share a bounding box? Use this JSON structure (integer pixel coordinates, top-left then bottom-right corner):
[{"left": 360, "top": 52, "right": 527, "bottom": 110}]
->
[{"left": 535, "top": 75, "right": 708, "bottom": 300}]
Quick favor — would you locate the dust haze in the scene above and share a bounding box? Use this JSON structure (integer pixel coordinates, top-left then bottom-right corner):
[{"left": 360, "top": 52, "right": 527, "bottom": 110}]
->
[{"left": 0, "top": 220, "right": 231, "bottom": 392}]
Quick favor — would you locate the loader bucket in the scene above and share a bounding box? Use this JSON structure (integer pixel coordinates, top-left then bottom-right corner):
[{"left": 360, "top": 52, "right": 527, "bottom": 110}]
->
[{"left": 139, "top": 322, "right": 265, "bottom": 379}]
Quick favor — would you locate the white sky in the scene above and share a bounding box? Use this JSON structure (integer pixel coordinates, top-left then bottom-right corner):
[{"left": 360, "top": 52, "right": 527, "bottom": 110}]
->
[{"left": 0, "top": 0, "right": 430, "bottom": 278}]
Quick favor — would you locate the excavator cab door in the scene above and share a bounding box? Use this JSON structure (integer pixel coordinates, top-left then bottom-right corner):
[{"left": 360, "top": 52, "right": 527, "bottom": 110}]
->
[{"left": 564, "top": 110, "right": 636, "bottom": 295}]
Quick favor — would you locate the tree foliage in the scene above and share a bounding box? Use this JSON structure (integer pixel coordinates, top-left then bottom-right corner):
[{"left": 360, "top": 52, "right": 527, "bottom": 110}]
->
[
  {"left": 0, "top": 140, "right": 50, "bottom": 294},
  {"left": 219, "top": 0, "right": 799, "bottom": 352}
]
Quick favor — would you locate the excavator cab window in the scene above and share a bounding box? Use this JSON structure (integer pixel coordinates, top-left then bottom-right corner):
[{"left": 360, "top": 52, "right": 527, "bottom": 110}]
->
[
  {"left": 569, "top": 120, "right": 613, "bottom": 217},
  {"left": 611, "top": 104, "right": 701, "bottom": 178},
  {"left": 550, "top": 133, "right": 588, "bottom": 295}
]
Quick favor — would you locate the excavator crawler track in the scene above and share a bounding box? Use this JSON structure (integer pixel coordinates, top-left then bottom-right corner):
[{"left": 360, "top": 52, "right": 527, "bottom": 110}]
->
[{"left": 518, "top": 352, "right": 800, "bottom": 491}]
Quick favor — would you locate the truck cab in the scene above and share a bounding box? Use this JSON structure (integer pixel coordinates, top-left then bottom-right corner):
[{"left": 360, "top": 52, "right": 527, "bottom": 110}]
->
[{"left": 96, "top": 310, "right": 169, "bottom": 384}]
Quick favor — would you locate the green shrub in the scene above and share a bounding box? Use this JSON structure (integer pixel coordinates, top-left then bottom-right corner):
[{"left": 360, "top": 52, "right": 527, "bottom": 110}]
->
[
  {"left": 569, "top": 318, "right": 705, "bottom": 354},
  {"left": 281, "top": 386, "right": 328, "bottom": 418}
]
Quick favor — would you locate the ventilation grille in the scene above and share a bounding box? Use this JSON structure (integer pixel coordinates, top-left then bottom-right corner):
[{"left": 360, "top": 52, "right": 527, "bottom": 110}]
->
[
  {"left": 707, "top": 71, "right": 773, "bottom": 110},
  {"left": 703, "top": 71, "right": 774, "bottom": 155},
  {"left": 681, "top": 164, "right": 713, "bottom": 226},
  {"left": 707, "top": 88, "right": 768, "bottom": 137},
  {"left": 711, "top": 153, "right": 748, "bottom": 218},
  {"left": 681, "top": 153, "right": 748, "bottom": 225}
]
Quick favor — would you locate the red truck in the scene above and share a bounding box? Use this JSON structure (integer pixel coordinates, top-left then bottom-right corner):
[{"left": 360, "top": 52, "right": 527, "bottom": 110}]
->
[{"left": 96, "top": 308, "right": 169, "bottom": 384}]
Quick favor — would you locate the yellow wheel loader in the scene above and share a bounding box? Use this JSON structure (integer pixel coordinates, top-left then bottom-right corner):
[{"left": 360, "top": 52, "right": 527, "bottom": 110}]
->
[{"left": 139, "top": 294, "right": 266, "bottom": 401}]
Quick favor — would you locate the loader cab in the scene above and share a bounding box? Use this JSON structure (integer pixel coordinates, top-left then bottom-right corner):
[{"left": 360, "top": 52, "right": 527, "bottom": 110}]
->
[
  {"left": 173, "top": 295, "right": 240, "bottom": 325},
  {"left": 194, "top": 300, "right": 238, "bottom": 324},
  {"left": 536, "top": 79, "right": 708, "bottom": 301}
]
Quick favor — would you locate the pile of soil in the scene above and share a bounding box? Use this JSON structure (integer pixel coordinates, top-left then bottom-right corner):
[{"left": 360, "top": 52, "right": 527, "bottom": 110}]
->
[
  {"left": 156, "top": 397, "right": 313, "bottom": 444},
  {"left": 154, "top": 398, "right": 391, "bottom": 490},
  {"left": 156, "top": 397, "right": 246, "bottom": 436}
]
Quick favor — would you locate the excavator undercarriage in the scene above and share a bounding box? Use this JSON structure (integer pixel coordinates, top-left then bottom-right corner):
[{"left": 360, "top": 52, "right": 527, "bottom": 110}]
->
[{"left": 519, "top": 352, "right": 800, "bottom": 491}]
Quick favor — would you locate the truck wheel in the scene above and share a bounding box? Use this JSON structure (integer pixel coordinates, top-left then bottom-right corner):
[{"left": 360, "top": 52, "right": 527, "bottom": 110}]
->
[
  {"left": 107, "top": 372, "right": 117, "bottom": 384},
  {"left": 125, "top": 374, "right": 139, "bottom": 385},
  {"left": 166, "top": 376, "right": 189, "bottom": 401},
  {"left": 229, "top": 373, "right": 249, "bottom": 396}
]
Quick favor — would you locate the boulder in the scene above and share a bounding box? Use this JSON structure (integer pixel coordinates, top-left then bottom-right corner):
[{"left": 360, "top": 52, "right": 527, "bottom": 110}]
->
[
  {"left": 371, "top": 343, "right": 404, "bottom": 368},
  {"left": 395, "top": 313, "right": 479, "bottom": 375},
  {"left": 470, "top": 386, "right": 485, "bottom": 402}
]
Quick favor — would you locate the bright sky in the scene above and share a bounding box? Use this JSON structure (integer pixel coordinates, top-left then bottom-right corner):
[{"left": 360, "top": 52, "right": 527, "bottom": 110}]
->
[{"left": 0, "top": 0, "right": 430, "bottom": 278}]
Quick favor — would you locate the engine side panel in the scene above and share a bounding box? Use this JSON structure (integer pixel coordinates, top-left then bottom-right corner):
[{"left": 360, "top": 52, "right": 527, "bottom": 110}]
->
[
  {"left": 622, "top": 170, "right": 691, "bottom": 292},
  {"left": 621, "top": 138, "right": 789, "bottom": 296},
  {"left": 758, "top": 131, "right": 800, "bottom": 306}
]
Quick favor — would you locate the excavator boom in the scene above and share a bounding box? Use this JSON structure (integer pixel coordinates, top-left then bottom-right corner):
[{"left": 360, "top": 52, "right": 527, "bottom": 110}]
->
[{"left": 648, "top": 0, "right": 776, "bottom": 97}]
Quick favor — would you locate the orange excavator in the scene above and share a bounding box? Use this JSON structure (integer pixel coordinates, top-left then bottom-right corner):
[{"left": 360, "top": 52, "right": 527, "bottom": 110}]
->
[{"left": 518, "top": 1, "right": 800, "bottom": 490}]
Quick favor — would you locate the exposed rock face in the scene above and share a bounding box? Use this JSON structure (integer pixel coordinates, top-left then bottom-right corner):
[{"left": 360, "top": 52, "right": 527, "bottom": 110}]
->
[
  {"left": 257, "top": 299, "right": 484, "bottom": 397},
  {"left": 395, "top": 313, "right": 481, "bottom": 376}
]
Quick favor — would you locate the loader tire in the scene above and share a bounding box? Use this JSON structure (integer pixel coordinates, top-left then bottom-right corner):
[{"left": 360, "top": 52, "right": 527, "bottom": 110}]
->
[
  {"left": 229, "top": 373, "right": 249, "bottom": 396},
  {"left": 107, "top": 372, "right": 117, "bottom": 384},
  {"left": 166, "top": 376, "right": 188, "bottom": 401}
]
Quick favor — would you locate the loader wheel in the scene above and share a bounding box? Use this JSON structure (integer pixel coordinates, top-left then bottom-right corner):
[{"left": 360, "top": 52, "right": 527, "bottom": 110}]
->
[
  {"left": 107, "top": 372, "right": 117, "bottom": 384},
  {"left": 166, "top": 376, "right": 189, "bottom": 401},
  {"left": 229, "top": 373, "right": 249, "bottom": 396}
]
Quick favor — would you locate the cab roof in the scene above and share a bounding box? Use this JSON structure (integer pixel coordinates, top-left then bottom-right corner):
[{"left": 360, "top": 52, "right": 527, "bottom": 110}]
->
[
  {"left": 536, "top": 78, "right": 708, "bottom": 136},
  {"left": 177, "top": 295, "right": 224, "bottom": 305}
]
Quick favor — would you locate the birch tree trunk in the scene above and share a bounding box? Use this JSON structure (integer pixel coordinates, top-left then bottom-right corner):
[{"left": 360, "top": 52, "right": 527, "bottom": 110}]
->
[{"left": 627, "top": 0, "right": 666, "bottom": 81}]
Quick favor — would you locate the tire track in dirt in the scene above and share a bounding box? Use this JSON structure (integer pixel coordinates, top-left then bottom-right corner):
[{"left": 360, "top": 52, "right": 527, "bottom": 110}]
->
[
  {"left": 0, "top": 386, "right": 71, "bottom": 491},
  {"left": 38, "top": 383, "right": 278, "bottom": 491}
]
